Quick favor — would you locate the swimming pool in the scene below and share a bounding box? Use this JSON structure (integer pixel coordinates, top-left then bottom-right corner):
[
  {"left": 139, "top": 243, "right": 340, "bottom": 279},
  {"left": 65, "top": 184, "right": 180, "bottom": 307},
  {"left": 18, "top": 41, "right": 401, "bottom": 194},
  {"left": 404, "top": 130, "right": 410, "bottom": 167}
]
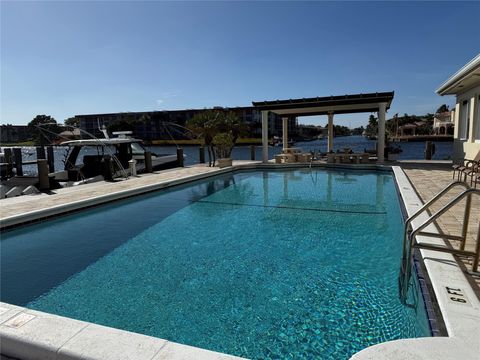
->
[{"left": 1, "top": 169, "right": 430, "bottom": 359}]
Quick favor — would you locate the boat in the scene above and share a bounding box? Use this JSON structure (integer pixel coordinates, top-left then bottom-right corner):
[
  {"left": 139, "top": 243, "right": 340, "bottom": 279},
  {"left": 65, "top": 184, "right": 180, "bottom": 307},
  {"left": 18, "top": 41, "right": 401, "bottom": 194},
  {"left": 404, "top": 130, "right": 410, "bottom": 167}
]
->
[
  {"left": 51, "top": 131, "right": 181, "bottom": 184},
  {"left": 269, "top": 136, "right": 295, "bottom": 147}
]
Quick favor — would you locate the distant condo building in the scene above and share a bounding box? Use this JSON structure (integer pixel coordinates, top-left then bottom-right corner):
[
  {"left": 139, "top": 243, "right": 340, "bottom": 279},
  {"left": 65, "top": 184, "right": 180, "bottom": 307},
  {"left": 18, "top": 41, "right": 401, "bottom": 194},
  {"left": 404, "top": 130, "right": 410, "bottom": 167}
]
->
[
  {"left": 74, "top": 106, "right": 298, "bottom": 141},
  {"left": 0, "top": 124, "right": 31, "bottom": 143}
]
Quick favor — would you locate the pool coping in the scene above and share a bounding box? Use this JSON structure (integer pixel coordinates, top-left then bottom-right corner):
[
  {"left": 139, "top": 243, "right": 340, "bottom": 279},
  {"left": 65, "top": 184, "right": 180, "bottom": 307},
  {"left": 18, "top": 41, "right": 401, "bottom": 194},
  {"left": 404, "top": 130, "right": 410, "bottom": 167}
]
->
[
  {"left": 351, "top": 166, "right": 480, "bottom": 359},
  {"left": 1, "top": 163, "right": 478, "bottom": 359},
  {"left": 0, "top": 303, "right": 243, "bottom": 360}
]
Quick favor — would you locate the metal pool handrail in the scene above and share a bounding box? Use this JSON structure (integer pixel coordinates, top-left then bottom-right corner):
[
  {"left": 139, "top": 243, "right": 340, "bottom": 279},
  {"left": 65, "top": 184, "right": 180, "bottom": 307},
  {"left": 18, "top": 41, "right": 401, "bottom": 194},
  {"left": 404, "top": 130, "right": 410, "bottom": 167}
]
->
[
  {"left": 400, "top": 181, "right": 469, "bottom": 263},
  {"left": 399, "top": 182, "right": 480, "bottom": 304}
]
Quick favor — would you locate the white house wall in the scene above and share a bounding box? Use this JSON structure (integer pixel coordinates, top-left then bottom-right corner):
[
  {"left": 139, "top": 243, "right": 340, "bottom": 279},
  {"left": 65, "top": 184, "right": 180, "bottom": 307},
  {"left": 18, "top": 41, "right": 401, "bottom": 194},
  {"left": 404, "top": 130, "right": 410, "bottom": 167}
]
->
[{"left": 452, "top": 84, "right": 480, "bottom": 162}]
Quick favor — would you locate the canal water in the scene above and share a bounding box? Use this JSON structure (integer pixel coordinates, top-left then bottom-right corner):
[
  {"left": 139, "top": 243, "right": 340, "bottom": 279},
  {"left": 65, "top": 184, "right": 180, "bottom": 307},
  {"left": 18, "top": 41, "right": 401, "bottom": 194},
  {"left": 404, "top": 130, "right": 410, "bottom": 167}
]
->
[
  {"left": 150, "top": 136, "right": 453, "bottom": 166},
  {"left": 1, "top": 136, "right": 452, "bottom": 175}
]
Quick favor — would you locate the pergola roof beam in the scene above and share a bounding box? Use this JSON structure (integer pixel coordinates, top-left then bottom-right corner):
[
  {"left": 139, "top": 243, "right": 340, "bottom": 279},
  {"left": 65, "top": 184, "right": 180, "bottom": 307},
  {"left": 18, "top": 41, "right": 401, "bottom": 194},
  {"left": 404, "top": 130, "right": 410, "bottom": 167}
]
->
[
  {"left": 269, "top": 103, "right": 387, "bottom": 117},
  {"left": 252, "top": 92, "right": 394, "bottom": 113}
]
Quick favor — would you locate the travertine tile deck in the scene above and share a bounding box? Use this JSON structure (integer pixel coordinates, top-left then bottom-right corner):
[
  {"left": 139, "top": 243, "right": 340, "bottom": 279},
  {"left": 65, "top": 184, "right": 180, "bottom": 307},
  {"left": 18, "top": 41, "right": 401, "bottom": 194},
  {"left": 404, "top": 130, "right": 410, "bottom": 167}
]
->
[{"left": 400, "top": 161, "right": 480, "bottom": 293}]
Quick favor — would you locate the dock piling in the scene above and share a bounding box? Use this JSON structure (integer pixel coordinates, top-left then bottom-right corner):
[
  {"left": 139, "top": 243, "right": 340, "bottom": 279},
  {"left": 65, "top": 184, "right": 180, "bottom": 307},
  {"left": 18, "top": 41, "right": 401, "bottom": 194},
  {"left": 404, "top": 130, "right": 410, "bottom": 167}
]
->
[
  {"left": 128, "top": 159, "right": 137, "bottom": 176},
  {"left": 36, "top": 146, "right": 46, "bottom": 160},
  {"left": 144, "top": 151, "right": 153, "bottom": 173},
  {"left": 3, "top": 148, "right": 13, "bottom": 177},
  {"left": 199, "top": 146, "right": 205, "bottom": 164},
  {"left": 13, "top": 148, "right": 23, "bottom": 176},
  {"left": 424, "top": 141, "right": 435, "bottom": 160},
  {"left": 47, "top": 146, "right": 55, "bottom": 173},
  {"left": 177, "top": 148, "right": 184, "bottom": 167},
  {"left": 37, "top": 159, "right": 50, "bottom": 190}
]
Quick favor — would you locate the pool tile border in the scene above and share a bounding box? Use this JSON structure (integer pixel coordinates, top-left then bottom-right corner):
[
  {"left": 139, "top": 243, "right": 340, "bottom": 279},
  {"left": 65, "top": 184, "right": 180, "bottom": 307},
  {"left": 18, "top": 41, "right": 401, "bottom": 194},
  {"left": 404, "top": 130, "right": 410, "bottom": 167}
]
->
[
  {"left": 391, "top": 172, "right": 446, "bottom": 337},
  {"left": 413, "top": 253, "right": 446, "bottom": 337}
]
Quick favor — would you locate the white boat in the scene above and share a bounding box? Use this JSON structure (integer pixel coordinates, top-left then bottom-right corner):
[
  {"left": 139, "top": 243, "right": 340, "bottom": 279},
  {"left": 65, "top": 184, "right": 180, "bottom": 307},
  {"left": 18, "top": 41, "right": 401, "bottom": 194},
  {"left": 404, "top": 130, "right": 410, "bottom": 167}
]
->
[{"left": 51, "top": 131, "right": 180, "bottom": 184}]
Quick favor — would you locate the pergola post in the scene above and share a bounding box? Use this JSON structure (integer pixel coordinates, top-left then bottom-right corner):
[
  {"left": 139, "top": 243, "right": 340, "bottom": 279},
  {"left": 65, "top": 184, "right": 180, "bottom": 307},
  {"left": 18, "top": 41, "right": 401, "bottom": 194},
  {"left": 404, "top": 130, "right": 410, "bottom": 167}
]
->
[
  {"left": 262, "top": 110, "right": 269, "bottom": 163},
  {"left": 377, "top": 102, "right": 387, "bottom": 163},
  {"left": 282, "top": 117, "right": 288, "bottom": 150},
  {"left": 327, "top": 112, "right": 334, "bottom": 152}
]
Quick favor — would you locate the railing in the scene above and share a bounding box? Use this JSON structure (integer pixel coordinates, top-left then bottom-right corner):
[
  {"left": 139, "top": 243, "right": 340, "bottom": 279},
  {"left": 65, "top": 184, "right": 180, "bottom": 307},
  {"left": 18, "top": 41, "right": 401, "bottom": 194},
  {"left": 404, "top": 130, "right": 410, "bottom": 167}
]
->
[{"left": 399, "top": 181, "right": 480, "bottom": 304}]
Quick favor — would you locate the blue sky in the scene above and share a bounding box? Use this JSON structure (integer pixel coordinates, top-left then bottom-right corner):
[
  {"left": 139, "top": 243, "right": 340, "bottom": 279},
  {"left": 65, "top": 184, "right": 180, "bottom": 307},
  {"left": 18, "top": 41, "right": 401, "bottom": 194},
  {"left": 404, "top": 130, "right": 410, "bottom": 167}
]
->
[{"left": 1, "top": 1, "right": 479, "bottom": 127}]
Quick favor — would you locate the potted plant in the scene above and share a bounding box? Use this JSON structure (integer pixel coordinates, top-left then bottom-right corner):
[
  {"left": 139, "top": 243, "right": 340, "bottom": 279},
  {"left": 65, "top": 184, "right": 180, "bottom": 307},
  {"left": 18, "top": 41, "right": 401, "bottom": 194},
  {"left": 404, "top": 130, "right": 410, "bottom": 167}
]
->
[{"left": 213, "top": 132, "right": 234, "bottom": 168}]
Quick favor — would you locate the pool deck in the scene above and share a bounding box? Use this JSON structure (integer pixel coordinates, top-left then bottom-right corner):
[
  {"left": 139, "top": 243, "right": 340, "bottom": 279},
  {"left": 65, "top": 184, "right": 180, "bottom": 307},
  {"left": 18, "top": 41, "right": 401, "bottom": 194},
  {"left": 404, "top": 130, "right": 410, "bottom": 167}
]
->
[{"left": 1, "top": 160, "right": 479, "bottom": 360}]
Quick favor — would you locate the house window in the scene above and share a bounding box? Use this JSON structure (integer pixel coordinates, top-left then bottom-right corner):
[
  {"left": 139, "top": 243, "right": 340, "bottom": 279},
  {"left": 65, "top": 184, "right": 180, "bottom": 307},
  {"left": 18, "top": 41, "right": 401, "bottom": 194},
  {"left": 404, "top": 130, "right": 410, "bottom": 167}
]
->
[{"left": 459, "top": 100, "right": 470, "bottom": 140}]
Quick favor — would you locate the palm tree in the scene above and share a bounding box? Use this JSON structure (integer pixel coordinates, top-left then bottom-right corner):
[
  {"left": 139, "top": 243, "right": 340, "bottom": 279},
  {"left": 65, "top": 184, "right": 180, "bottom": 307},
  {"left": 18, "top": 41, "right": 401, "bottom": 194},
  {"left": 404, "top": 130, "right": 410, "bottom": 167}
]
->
[
  {"left": 217, "top": 111, "right": 247, "bottom": 157},
  {"left": 187, "top": 110, "right": 247, "bottom": 166},
  {"left": 187, "top": 110, "right": 222, "bottom": 166}
]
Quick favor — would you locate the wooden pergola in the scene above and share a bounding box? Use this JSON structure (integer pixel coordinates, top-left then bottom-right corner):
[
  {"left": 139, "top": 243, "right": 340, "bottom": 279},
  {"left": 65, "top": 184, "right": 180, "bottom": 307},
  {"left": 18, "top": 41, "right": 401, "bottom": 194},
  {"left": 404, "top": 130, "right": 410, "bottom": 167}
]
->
[{"left": 252, "top": 92, "right": 394, "bottom": 163}]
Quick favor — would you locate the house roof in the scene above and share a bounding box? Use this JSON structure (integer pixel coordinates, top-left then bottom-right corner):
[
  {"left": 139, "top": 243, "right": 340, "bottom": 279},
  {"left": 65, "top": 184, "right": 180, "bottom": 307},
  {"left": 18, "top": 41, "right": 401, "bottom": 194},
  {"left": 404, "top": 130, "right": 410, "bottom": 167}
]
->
[
  {"left": 252, "top": 92, "right": 394, "bottom": 117},
  {"left": 436, "top": 54, "right": 480, "bottom": 95}
]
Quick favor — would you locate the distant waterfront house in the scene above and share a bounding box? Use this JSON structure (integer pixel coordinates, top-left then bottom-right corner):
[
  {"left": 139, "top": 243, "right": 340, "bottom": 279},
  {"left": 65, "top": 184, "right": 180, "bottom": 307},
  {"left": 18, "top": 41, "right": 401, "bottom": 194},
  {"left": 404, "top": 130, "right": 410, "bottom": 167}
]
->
[
  {"left": 437, "top": 54, "right": 480, "bottom": 162},
  {"left": 433, "top": 111, "right": 454, "bottom": 135},
  {"left": 396, "top": 121, "right": 427, "bottom": 137},
  {"left": 397, "top": 123, "right": 418, "bottom": 136}
]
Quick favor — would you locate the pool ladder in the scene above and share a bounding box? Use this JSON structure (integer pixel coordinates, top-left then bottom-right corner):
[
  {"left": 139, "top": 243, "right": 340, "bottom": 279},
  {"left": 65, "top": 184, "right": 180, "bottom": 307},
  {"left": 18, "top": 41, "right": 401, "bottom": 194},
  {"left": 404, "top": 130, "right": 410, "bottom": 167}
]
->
[{"left": 399, "top": 181, "right": 480, "bottom": 304}]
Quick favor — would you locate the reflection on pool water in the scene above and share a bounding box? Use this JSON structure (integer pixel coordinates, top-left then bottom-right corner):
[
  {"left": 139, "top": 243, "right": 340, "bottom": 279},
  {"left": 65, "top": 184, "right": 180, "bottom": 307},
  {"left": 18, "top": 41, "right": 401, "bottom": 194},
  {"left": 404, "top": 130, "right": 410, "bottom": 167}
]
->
[{"left": 1, "top": 169, "right": 430, "bottom": 359}]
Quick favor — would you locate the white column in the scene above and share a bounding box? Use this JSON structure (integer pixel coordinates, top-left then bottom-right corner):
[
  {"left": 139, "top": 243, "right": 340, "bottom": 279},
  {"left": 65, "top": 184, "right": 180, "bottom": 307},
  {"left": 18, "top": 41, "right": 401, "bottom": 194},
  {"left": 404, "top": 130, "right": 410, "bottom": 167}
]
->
[
  {"left": 377, "top": 102, "right": 387, "bottom": 163},
  {"left": 282, "top": 117, "right": 288, "bottom": 150},
  {"left": 327, "top": 112, "right": 334, "bottom": 152},
  {"left": 453, "top": 103, "right": 460, "bottom": 138},
  {"left": 262, "top": 111, "right": 269, "bottom": 163},
  {"left": 453, "top": 103, "right": 461, "bottom": 162},
  {"left": 468, "top": 95, "right": 476, "bottom": 142}
]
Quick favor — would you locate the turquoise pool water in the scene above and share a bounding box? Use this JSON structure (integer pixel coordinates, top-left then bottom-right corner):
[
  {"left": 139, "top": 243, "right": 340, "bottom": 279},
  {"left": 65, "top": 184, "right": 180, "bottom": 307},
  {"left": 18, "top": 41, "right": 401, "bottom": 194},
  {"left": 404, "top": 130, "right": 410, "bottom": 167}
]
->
[{"left": 1, "top": 169, "right": 430, "bottom": 359}]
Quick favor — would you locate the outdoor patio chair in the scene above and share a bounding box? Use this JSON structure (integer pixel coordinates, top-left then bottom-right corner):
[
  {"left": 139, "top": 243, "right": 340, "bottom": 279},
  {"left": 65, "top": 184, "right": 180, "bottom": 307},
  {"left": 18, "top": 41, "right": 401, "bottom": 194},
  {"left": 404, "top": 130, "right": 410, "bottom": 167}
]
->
[
  {"left": 463, "top": 161, "right": 480, "bottom": 187},
  {"left": 452, "top": 150, "right": 480, "bottom": 180},
  {"left": 473, "top": 173, "right": 480, "bottom": 189},
  {"left": 459, "top": 160, "right": 479, "bottom": 182}
]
